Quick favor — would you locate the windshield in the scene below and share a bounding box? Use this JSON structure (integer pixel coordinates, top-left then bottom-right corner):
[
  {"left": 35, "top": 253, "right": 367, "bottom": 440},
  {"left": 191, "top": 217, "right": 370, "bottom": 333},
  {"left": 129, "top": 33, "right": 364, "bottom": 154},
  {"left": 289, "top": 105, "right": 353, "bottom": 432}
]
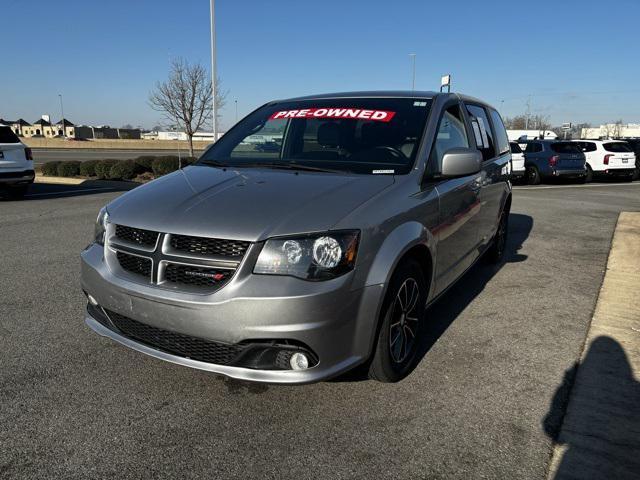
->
[{"left": 198, "top": 98, "right": 432, "bottom": 175}]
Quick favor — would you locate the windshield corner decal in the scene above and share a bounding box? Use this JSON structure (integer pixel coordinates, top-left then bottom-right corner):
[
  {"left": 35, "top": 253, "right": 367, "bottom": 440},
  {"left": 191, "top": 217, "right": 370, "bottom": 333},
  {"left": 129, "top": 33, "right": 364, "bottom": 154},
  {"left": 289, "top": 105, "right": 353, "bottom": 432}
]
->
[{"left": 270, "top": 108, "right": 396, "bottom": 122}]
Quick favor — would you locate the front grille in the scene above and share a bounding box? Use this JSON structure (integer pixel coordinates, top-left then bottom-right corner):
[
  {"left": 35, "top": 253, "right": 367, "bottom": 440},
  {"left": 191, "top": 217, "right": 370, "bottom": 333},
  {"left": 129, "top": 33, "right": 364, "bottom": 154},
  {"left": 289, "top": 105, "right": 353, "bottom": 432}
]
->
[
  {"left": 164, "top": 263, "right": 233, "bottom": 289},
  {"left": 116, "top": 251, "right": 152, "bottom": 278},
  {"left": 170, "top": 234, "right": 250, "bottom": 259},
  {"left": 115, "top": 225, "right": 159, "bottom": 248},
  {"left": 104, "top": 309, "right": 246, "bottom": 365}
]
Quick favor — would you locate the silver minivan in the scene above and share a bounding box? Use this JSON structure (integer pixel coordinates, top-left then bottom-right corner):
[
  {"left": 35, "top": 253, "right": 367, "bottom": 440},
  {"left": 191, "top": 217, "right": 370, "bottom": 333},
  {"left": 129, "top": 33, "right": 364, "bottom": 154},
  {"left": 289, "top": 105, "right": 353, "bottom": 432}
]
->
[{"left": 81, "top": 91, "right": 512, "bottom": 384}]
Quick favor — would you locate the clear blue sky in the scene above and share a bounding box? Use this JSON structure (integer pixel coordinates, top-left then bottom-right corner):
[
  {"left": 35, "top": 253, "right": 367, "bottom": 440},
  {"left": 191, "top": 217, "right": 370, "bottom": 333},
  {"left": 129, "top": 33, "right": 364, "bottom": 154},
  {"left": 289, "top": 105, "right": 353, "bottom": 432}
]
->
[{"left": 2, "top": 0, "right": 639, "bottom": 130}]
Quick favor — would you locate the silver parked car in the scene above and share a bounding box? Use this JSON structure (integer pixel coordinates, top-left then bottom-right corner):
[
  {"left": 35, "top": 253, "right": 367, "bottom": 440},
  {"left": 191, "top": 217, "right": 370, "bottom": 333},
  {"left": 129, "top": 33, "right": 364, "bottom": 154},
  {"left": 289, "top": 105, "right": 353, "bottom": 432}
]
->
[{"left": 81, "top": 91, "right": 512, "bottom": 384}]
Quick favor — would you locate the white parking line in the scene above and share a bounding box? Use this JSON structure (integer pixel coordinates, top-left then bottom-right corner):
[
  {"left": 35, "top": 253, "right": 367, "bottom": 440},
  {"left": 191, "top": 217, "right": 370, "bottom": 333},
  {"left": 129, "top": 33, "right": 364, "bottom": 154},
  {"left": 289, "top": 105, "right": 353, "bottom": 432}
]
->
[
  {"left": 26, "top": 187, "right": 114, "bottom": 197},
  {"left": 514, "top": 182, "right": 640, "bottom": 190}
]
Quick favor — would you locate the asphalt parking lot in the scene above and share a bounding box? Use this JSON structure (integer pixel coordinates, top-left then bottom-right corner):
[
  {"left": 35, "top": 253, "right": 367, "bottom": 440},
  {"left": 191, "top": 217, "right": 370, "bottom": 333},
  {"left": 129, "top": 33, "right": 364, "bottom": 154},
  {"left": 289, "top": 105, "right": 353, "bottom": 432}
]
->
[{"left": 1, "top": 181, "right": 639, "bottom": 479}]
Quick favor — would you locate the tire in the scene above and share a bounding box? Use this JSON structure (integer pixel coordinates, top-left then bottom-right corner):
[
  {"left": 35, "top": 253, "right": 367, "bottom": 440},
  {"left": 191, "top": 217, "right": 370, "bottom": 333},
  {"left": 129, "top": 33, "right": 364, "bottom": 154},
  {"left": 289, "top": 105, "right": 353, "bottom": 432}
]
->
[
  {"left": 486, "top": 206, "right": 509, "bottom": 264},
  {"left": 585, "top": 165, "right": 593, "bottom": 183},
  {"left": 526, "top": 166, "right": 541, "bottom": 185},
  {"left": 5, "top": 185, "right": 29, "bottom": 200},
  {"left": 632, "top": 167, "right": 639, "bottom": 182},
  {"left": 369, "top": 258, "right": 427, "bottom": 383}
]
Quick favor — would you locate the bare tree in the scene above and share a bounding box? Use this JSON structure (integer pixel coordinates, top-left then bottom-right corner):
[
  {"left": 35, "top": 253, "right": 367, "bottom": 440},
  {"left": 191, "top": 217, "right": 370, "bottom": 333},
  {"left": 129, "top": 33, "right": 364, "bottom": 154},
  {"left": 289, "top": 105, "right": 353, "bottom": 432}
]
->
[
  {"left": 503, "top": 115, "right": 527, "bottom": 129},
  {"left": 612, "top": 120, "right": 624, "bottom": 138},
  {"left": 530, "top": 114, "right": 552, "bottom": 138},
  {"left": 149, "top": 57, "right": 227, "bottom": 156},
  {"left": 601, "top": 121, "right": 623, "bottom": 139}
]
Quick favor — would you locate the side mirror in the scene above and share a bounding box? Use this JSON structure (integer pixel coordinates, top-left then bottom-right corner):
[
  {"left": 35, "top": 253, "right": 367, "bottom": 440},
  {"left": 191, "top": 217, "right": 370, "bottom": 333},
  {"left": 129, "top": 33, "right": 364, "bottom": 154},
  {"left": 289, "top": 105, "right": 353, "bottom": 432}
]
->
[{"left": 441, "top": 148, "right": 482, "bottom": 178}]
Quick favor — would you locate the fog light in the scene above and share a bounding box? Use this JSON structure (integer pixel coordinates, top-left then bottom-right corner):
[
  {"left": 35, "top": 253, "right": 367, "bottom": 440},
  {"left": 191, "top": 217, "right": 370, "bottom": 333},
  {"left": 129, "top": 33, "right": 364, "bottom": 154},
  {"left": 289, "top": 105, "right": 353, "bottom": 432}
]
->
[
  {"left": 87, "top": 294, "right": 98, "bottom": 306},
  {"left": 290, "top": 352, "right": 309, "bottom": 370}
]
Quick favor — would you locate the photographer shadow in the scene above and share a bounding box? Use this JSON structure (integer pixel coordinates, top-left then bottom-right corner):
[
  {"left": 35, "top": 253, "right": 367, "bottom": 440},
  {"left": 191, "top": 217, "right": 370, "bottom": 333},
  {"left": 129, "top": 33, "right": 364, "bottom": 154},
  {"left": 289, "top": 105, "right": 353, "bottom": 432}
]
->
[{"left": 543, "top": 336, "right": 640, "bottom": 479}]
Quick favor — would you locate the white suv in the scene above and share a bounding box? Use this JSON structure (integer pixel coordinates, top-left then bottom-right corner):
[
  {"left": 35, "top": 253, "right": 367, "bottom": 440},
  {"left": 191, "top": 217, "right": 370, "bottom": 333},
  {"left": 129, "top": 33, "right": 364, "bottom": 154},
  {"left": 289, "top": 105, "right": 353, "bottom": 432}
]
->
[
  {"left": 509, "top": 141, "right": 525, "bottom": 182},
  {"left": 572, "top": 140, "right": 636, "bottom": 182},
  {"left": 0, "top": 125, "right": 34, "bottom": 199}
]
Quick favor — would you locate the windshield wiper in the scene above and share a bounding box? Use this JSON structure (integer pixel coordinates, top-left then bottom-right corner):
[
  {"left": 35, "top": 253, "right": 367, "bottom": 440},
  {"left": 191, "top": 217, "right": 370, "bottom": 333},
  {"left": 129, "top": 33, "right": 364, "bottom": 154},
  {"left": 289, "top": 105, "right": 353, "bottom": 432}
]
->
[
  {"left": 266, "top": 163, "right": 347, "bottom": 174},
  {"left": 198, "top": 159, "right": 231, "bottom": 168},
  {"left": 199, "top": 161, "right": 347, "bottom": 174}
]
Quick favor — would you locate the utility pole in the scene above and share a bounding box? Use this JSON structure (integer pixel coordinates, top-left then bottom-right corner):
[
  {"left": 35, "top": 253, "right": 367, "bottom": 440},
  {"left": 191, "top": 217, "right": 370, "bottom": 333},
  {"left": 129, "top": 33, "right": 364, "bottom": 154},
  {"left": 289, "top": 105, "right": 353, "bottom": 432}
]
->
[
  {"left": 525, "top": 95, "right": 531, "bottom": 130},
  {"left": 209, "top": 0, "right": 218, "bottom": 142},
  {"left": 235, "top": 99, "right": 238, "bottom": 124},
  {"left": 409, "top": 53, "right": 416, "bottom": 91},
  {"left": 58, "top": 94, "right": 66, "bottom": 138}
]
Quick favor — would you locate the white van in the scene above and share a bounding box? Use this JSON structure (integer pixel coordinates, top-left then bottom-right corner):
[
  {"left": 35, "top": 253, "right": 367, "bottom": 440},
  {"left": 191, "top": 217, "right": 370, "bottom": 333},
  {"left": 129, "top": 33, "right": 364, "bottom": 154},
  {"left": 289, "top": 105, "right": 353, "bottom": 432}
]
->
[{"left": 572, "top": 140, "right": 636, "bottom": 182}]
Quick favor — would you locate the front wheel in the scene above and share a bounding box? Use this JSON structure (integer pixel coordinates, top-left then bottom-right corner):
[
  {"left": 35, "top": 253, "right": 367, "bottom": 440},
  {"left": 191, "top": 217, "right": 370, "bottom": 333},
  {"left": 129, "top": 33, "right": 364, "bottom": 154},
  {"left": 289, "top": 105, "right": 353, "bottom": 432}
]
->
[
  {"left": 369, "top": 258, "right": 427, "bottom": 383},
  {"left": 585, "top": 165, "right": 593, "bottom": 183}
]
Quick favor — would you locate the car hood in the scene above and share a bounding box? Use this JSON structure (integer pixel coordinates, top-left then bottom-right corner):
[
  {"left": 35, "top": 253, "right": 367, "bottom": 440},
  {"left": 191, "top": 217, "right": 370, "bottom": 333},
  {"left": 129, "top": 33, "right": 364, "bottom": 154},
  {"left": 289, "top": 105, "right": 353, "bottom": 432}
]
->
[{"left": 107, "top": 165, "right": 394, "bottom": 241}]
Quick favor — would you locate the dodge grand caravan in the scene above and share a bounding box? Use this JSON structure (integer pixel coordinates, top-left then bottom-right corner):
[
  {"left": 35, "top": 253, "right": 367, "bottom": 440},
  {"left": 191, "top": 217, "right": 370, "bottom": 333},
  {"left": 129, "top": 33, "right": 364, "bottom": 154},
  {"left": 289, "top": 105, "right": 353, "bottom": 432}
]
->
[{"left": 81, "top": 91, "right": 512, "bottom": 384}]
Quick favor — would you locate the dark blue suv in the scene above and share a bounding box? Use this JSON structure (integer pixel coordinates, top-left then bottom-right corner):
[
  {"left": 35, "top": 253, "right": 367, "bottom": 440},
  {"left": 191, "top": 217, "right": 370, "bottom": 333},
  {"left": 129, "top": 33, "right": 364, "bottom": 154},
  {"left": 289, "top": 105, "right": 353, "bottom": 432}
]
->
[{"left": 523, "top": 140, "right": 586, "bottom": 185}]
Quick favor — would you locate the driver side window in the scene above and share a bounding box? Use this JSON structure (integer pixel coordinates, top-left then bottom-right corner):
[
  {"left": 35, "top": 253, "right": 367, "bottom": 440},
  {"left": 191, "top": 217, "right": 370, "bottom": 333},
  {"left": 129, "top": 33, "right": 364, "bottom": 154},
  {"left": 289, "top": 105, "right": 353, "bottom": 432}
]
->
[{"left": 430, "top": 105, "right": 470, "bottom": 170}]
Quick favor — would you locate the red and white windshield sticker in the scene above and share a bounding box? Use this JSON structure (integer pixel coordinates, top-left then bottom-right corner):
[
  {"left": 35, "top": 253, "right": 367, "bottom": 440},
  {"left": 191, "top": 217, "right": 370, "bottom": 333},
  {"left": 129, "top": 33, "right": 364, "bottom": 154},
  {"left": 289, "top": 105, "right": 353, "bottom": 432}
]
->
[{"left": 269, "top": 108, "right": 396, "bottom": 122}]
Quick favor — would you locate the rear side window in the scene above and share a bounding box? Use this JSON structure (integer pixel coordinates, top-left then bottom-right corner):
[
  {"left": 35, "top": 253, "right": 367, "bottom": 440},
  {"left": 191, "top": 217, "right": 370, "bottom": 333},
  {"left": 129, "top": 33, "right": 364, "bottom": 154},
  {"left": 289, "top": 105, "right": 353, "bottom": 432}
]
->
[
  {"left": 0, "top": 126, "right": 20, "bottom": 143},
  {"left": 525, "top": 142, "right": 542, "bottom": 153},
  {"left": 510, "top": 142, "right": 523, "bottom": 154},
  {"left": 465, "top": 104, "right": 496, "bottom": 161},
  {"left": 551, "top": 142, "right": 582, "bottom": 154},
  {"left": 489, "top": 109, "right": 510, "bottom": 155},
  {"left": 603, "top": 142, "right": 632, "bottom": 153},
  {"left": 578, "top": 142, "right": 597, "bottom": 152}
]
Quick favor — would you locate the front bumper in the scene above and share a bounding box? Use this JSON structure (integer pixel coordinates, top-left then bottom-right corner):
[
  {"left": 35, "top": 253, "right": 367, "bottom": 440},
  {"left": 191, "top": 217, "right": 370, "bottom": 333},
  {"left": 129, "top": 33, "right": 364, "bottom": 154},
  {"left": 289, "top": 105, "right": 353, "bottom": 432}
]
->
[
  {"left": 81, "top": 243, "right": 384, "bottom": 384},
  {"left": 0, "top": 169, "right": 35, "bottom": 185}
]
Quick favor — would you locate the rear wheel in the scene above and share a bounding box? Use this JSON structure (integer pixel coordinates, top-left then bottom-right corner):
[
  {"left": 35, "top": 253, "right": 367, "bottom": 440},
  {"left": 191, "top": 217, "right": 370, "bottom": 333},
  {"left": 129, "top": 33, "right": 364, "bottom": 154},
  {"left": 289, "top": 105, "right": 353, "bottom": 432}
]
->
[
  {"left": 369, "top": 258, "right": 427, "bottom": 383},
  {"left": 526, "top": 166, "right": 541, "bottom": 185},
  {"left": 486, "top": 206, "right": 509, "bottom": 264},
  {"left": 632, "top": 166, "right": 639, "bottom": 181}
]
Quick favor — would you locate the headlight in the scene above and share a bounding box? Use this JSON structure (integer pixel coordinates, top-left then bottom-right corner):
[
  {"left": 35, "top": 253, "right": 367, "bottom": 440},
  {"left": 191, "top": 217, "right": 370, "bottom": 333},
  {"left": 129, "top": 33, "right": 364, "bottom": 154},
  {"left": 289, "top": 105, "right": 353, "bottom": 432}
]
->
[
  {"left": 94, "top": 207, "right": 109, "bottom": 245},
  {"left": 254, "top": 231, "right": 359, "bottom": 280}
]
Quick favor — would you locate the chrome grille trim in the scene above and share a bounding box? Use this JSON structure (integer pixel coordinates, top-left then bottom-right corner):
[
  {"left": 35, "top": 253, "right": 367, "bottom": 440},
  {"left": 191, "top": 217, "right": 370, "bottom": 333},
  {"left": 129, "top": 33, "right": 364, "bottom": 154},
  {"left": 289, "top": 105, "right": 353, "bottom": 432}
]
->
[{"left": 108, "top": 224, "right": 250, "bottom": 293}]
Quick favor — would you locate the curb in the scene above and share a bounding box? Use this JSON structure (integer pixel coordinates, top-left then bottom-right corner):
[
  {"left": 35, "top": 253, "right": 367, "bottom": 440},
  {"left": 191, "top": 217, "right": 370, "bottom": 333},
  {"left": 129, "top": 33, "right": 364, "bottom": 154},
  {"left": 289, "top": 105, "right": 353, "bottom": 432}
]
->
[
  {"left": 35, "top": 175, "right": 141, "bottom": 190},
  {"left": 547, "top": 212, "right": 640, "bottom": 479},
  {"left": 34, "top": 175, "right": 85, "bottom": 185}
]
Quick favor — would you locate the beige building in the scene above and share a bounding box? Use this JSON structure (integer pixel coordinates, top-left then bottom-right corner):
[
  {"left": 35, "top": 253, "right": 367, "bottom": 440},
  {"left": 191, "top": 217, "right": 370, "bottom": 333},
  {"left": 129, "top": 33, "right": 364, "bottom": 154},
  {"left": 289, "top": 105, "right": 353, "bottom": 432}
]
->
[
  {"left": 0, "top": 119, "right": 32, "bottom": 136},
  {"left": 21, "top": 118, "right": 75, "bottom": 138},
  {"left": 581, "top": 123, "right": 640, "bottom": 139}
]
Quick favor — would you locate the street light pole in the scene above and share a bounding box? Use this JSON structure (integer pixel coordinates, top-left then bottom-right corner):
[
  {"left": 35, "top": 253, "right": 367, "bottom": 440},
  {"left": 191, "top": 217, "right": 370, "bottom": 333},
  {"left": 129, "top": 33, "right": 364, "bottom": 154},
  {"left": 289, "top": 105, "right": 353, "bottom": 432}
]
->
[
  {"left": 235, "top": 99, "right": 238, "bottom": 124},
  {"left": 58, "top": 94, "right": 66, "bottom": 138},
  {"left": 409, "top": 53, "right": 416, "bottom": 91},
  {"left": 209, "top": 0, "right": 218, "bottom": 142}
]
